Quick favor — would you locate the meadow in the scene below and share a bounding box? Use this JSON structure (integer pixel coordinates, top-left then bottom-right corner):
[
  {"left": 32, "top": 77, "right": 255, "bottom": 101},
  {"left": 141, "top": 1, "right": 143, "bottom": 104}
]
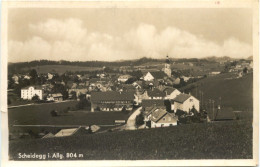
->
[
  {"left": 8, "top": 101, "right": 131, "bottom": 135},
  {"left": 181, "top": 72, "right": 253, "bottom": 119},
  {"left": 9, "top": 120, "right": 252, "bottom": 160}
]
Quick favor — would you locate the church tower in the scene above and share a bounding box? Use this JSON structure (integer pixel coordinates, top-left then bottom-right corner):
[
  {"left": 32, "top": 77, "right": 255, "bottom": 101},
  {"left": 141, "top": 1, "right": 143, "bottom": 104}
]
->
[{"left": 163, "top": 55, "right": 171, "bottom": 77}]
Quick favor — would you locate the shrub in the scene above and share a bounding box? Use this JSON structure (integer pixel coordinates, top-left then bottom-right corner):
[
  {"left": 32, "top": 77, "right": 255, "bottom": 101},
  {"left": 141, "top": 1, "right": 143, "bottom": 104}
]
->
[
  {"left": 135, "top": 113, "right": 144, "bottom": 127},
  {"left": 50, "top": 110, "right": 58, "bottom": 117}
]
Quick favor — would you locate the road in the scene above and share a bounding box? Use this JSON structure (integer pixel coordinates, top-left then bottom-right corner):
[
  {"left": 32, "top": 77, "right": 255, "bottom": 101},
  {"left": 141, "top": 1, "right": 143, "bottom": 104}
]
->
[
  {"left": 125, "top": 107, "right": 142, "bottom": 130},
  {"left": 8, "top": 100, "right": 76, "bottom": 109}
]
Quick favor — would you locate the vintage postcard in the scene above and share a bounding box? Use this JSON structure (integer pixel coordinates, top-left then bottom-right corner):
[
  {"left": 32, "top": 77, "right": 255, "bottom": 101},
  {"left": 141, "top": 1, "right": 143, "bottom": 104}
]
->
[{"left": 1, "top": 0, "right": 259, "bottom": 166}]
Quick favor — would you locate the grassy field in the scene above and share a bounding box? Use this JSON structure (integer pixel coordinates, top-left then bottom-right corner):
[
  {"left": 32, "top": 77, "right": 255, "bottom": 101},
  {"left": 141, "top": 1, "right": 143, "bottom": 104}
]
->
[
  {"left": 22, "top": 65, "right": 103, "bottom": 74},
  {"left": 9, "top": 120, "right": 252, "bottom": 160},
  {"left": 8, "top": 102, "right": 131, "bottom": 135},
  {"left": 181, "top": 72, "right": 253, "bottom": 119}
]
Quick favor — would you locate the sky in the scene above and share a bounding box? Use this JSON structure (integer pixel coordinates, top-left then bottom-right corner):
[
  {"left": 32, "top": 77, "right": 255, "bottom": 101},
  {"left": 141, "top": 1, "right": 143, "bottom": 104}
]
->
[{"left": 8, "top": 8, "right": 252, "bottom": 62}]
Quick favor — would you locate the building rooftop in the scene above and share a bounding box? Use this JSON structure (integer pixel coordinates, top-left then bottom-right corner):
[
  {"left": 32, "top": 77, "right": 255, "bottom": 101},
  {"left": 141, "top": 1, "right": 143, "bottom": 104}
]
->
[
  {"left": 149, "top": 71, "right": 167, "bottom": 79},
  {"left": 91, "top": 91, "right": 135, "bottom": 102},
  {"left": 173, "top": 93, "right": 191, "bottom": 103},
  {"left": 147, "top": 88, "right": 166, "bottom": 97}
]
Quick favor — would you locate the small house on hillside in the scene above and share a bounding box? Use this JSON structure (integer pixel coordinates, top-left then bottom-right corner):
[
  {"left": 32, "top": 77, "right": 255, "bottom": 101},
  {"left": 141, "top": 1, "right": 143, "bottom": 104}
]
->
[
  {"left": 90, "top": 91, "right": 135, "bottom": 112},
  {"left": 172, "top": 93, "right": 200, "bottom": 113},
  {"left": 144, "top": 108, "right": 178, "bottom": 128}
]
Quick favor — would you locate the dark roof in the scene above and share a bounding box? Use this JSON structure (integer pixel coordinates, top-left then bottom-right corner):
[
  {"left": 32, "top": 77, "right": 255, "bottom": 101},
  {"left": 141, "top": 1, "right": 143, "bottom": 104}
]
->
[
  {"left": 21, "top": 85, "right": 42, "bottom": 90},
  {"left": 163, "top": 87, "right": 177, "bottom": 95},
  {"left": 142, "top": 99, "right": 165, "bottom": 108},
  {"left": 91, "top": 91, "right": 135, "bottom": 102},
  {"left": 173, "top": 93, "right": 191, "bottom": 103},
  {"left": 150, "top": 71, "right": 167, "bottom": 79},
  {"left": 89, "top": 78, "right": 110, "bottom": 84},
  {"left": 147, "top": 88, "right": 166, "bottom": 97},
  {"left": 150, "top": 108, "right": 168, "bottom": 122}
]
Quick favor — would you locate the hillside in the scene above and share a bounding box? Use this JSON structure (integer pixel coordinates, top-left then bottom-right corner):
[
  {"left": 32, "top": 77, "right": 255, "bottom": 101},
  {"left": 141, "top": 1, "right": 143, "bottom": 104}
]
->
[
  {"left": 181, "top": 72, "right": 253, "bottom": 119},
  {"left": 9, "top": 120, "right": 252, "bottom": 160}
]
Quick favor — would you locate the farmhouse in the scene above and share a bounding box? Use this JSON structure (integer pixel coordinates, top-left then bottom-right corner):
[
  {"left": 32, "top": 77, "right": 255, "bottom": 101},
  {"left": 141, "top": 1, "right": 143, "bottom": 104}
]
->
[
  {"left": 142, "top": 99, "right": 165, "bottom": 112},
  {"left": 145, "top": 108, "right": 178, "bottom": 128},
  {"left": 163, "top": 87, "right": 181, "bottom": 100},
  {"left": 147, "top": 88, "right": 166, "bottom": 99},
  {"left": 47, "top": 93, "right": 63, "bottom": 102},
  {"left": 21, "top": 86, "right": 43, "bottom": 100},
  {"left": 172, "top": 93, "right": 200, "bottom": 113},
  {"left": 90, "top": 91, "right": 135, "bottom": 112},
  {"left": 143, "top": 71, "right": 167, "bottom": 81}
]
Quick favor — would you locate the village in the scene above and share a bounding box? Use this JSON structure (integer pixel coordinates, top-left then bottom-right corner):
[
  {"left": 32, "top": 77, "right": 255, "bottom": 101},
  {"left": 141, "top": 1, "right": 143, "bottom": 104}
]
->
[{"left": 7, "top": 56, "right": 253, "bottom": 139}]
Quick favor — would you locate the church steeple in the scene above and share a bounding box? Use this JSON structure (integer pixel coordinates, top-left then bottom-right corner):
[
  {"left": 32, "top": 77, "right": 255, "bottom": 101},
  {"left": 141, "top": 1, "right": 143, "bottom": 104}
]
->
[{"left": 163, "top": 55, "right": 171, "bottom": 77}]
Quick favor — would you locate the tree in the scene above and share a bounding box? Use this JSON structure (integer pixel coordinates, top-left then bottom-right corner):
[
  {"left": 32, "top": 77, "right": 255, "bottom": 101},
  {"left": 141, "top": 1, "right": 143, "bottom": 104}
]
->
[
  {"left": 135, "top": 113, "right": 144, "bottom": 127},
  {"left": 32, "top": 94, "right": 40, "bottom": 101},
  {"left": 243, "top": 67, "right": 248, "bottom": 74},
  {"left": 29, "top": 69, "right": 38, "bottom": 85}
]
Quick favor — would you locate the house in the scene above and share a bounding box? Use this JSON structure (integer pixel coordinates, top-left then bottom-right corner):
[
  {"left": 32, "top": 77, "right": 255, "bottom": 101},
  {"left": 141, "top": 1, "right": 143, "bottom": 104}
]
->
[
  {"left": 69, "top": 85, "right": 88, "bottom": 97},
  {"left": 147, "top": 88, "right": 166, "bottom": 99},
  {"left": 172, "top": 93, "right": 200, "bottom": 113},
  {"left": 163, "top": 87, "right": 181, "bottom": 100},
  {"left": 143, "top": 71, "right": 167, "bottom": 81},
  {"left": 47, "top": 73, "right": 54, "bottom": 80},
  {"left": 47, "top": 93, "right": 63, "bottom": 102},
  {"left": 12, "top": 75, "right": 19, "bottom": 84},
  {"left": 21, "top": 86, "right": 43, "bottom": 100},
  {"left": 118, "top": 75, "right": 132, "bottom": 83},
  {"left": 90, "top": 91, "right": 135, "bottom": 112},
  {"left": 145, "top": 108, "right": 178, "bottom": 128},
  {"left": 118, "top": 84, "right": 136, "bottom": 92},
  {"left": 54, "top": 127, "right": 89, "bottom": 137},
  {"left": 173, "top": 77, "right": 181, "bottom": 85}
]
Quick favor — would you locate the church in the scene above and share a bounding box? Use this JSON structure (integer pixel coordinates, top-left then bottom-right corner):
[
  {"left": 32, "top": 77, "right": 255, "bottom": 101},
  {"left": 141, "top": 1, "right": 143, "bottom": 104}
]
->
[{"left": 162, "top": 55, "right": 172, "bottom": 77}]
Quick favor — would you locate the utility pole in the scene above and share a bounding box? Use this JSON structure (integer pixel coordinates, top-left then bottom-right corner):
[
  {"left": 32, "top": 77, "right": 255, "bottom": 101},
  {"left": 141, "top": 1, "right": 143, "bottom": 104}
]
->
[{"left": 212, "top": 100, "right": 215, "bottom": 120}]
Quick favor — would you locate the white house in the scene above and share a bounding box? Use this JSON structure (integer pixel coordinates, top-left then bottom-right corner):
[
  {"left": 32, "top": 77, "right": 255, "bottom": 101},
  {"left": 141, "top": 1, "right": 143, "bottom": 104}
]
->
[
  {"left": 47, "top": 93, "right": 63, "bottom": 102},
  {"left": 172, "top": 93, "right": 200, "bottom": 113},
  {"left": 118, "top": 75, "right": 132, "bottom": 83},
  {"left": 143, "top": 71, "right": 167, "bottom": 81},
  {"left": 163, "top": 87, "right": 181, "bottom": 100},
  {"left": 47, "top": 73, "right": 54, "bottom": 80},
  {"left": 146, "top": 108, "right": 178, "bottom": 128},
  {"left": 21, "top": 86, "right": 43, "bottom": 100}
]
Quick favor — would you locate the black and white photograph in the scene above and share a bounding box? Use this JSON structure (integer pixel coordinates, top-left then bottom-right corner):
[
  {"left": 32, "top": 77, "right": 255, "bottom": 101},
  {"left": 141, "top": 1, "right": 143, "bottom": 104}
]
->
[{"left": 1, "top": 0, "right": 259, "bottom": 166}]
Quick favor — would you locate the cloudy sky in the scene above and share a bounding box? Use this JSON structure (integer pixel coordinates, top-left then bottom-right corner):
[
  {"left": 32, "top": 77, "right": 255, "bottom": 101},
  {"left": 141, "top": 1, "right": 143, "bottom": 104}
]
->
[{"left": 8, "top": 8, "right": 252, "bottom": 62}]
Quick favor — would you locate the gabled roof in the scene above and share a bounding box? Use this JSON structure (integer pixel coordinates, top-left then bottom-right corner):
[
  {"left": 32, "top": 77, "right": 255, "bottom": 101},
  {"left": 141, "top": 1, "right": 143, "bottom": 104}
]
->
[
  {"left": 147, "top": 88, "right": 166, "bottom": 97},
  {"left": 142, "top": 99, "right": 165, "bottom": 108},
  {"left": 21, "top": 85, "right": 43, "bottom": 90},
  {"left": 173, "top": 93, "right": 191, "bottom": 103},
  {"left": 55, "top": 127, "right": 82, "bottom": 137},
  {"left": 150, "top": 108, "right": 167, "bottom": 122},
  {"left": 149, "top": 71, "right": 167, "bottom": 79},
  {"left": 91, "top": 91, "right": 135, "bottom": 102},
  {"left": 163, "top": 87, "right": 178, "bottom": 95}
]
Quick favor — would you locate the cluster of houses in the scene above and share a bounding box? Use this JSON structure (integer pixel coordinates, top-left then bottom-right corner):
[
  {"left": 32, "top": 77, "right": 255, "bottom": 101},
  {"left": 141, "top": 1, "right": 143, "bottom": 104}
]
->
[{"left": 19, "top": 57, "right": 200, "bottom": 127}]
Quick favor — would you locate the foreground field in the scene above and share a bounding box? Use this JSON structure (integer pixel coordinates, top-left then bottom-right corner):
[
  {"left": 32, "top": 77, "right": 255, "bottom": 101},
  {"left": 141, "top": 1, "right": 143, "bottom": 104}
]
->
[
  {"left": 8, "top": 101, "right": 131, "bottom": 135},
  {"left": 9, "top": 120, "right": 252, "bottom": 160}
]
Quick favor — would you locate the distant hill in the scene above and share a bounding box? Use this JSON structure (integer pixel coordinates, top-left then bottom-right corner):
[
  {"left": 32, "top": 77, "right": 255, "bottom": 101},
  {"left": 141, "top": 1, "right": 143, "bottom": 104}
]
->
[{"left": 8, "top": 56, "right": 240, "bottom": 74}]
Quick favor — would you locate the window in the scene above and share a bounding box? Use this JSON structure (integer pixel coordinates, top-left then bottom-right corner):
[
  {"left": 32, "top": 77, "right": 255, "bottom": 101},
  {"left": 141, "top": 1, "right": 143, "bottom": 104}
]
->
[
  {"left": 190, "top": 99, "right": 193, "bottom": 102},
  {"left": 163, "top": 118, "right": 166, "bottom": 121}
]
